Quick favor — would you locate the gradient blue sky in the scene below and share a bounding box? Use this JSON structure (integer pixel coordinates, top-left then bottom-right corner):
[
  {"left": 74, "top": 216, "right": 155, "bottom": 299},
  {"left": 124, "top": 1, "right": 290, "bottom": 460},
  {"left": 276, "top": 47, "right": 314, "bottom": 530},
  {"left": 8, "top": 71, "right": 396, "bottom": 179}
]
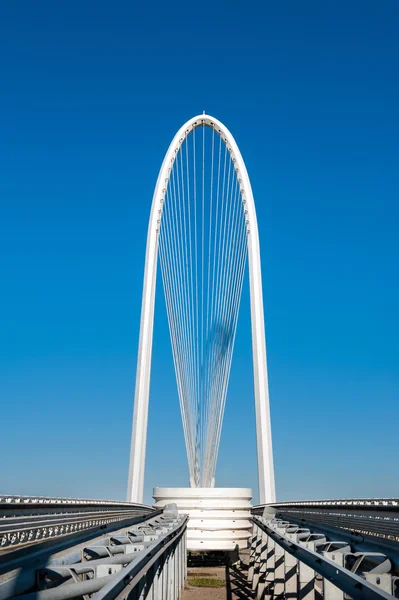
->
[{"left": 0, "top": 1, "right": 398, "bottom": 505}]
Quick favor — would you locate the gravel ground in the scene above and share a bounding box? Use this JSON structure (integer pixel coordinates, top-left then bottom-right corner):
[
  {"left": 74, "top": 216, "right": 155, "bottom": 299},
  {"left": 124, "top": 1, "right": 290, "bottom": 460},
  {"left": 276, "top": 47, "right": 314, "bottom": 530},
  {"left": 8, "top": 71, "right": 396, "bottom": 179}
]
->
[
  {"left": 182, "top": 558, "right": 254, "bottom": 600},
  {"left": 183, "top": 567, "right": 226, "bottom": 600}
]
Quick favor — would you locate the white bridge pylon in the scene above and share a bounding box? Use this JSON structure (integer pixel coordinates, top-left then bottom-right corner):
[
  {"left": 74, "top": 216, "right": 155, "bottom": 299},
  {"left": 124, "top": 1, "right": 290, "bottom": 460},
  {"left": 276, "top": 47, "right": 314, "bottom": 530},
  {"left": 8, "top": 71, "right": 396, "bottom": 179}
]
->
[{"left": 127, "top": 114, "right": 276, "bottom": 505}]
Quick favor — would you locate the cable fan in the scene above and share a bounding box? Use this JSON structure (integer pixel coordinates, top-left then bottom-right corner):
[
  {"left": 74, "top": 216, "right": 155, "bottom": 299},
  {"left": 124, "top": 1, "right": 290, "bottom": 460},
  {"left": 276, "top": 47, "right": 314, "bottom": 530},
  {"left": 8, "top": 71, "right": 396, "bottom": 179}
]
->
[{"left": 158, "top": 123, "right": 248, "bottom": 487}]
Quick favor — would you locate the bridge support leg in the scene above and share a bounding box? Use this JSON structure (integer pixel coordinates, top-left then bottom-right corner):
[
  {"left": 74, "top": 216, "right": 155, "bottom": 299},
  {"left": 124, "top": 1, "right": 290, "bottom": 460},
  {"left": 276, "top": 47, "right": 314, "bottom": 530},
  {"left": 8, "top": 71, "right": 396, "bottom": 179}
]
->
[{"left": 248, "top": 234, "right": 276, "bottom": 505}]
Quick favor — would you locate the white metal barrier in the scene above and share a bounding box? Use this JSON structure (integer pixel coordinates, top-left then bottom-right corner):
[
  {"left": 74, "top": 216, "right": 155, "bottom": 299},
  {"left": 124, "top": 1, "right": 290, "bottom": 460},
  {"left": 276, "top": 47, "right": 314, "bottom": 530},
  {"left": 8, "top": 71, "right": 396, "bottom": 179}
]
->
[
  {"left": 3, "top": 506, "right": 188, "bottom": 600},
  {"left": 249, "top": 513, "right": 398, "bottom": 599}
]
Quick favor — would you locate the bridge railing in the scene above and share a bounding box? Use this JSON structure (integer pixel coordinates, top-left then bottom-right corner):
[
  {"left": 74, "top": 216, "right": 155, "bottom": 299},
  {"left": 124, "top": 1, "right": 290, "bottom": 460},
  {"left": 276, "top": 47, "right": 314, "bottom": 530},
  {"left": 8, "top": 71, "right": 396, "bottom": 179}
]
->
[
  {"left": 0, "top": 495, "right": 154, "bottom": 550},
  {"left": 1, "top": 505, "right": 188, "bottom": 600},
  {"left": 249, "top": 512, "right": 399, "bottom": 599},
  {"left": 252, "top": 498, "right": 399, "bottom": 543}
]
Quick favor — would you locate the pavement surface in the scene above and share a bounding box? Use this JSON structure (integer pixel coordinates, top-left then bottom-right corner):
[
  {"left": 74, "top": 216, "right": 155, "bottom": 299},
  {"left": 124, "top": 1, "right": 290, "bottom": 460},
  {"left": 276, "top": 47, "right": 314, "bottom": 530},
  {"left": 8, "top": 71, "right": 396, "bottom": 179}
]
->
[{"left": 182, "top": 551, "right": 254, "bottom": 600}]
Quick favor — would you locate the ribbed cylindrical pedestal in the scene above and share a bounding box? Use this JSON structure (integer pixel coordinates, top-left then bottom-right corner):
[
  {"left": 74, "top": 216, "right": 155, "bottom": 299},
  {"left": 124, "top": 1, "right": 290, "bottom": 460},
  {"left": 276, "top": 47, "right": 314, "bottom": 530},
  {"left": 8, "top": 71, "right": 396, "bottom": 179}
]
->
[{"left": 153, "top": 487, "right": 252, "bottom": 551}]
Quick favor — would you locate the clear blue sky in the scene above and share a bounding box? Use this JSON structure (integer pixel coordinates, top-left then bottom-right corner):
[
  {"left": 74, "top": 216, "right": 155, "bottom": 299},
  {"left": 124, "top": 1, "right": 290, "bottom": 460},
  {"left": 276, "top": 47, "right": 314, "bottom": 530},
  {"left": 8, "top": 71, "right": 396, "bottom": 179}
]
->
[{"left": 0, "top": 1, "right": 398, "bottom": 505}]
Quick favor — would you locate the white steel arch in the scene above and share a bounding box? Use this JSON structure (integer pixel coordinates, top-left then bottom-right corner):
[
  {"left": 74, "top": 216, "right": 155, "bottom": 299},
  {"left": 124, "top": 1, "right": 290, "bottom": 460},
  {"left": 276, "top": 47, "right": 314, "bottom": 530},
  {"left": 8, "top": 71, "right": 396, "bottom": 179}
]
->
[{"left": 127, "top": 114, "right": 276, "bottom": 505}]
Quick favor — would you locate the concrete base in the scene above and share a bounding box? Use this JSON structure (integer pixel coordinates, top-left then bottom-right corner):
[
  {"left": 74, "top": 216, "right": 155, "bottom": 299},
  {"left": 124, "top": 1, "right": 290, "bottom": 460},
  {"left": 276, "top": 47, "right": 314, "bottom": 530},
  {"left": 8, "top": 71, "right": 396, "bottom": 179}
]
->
[{"left": 153, "top": 487, "right": 252, "bottom": 551}]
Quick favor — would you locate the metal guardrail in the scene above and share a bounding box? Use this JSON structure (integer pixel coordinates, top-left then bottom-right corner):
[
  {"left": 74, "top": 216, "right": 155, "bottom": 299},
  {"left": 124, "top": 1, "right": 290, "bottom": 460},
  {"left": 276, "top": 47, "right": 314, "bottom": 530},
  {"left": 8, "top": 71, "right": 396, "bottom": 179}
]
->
[
  {"left": 253, "top": 499, "right": 399, "bottom": 543},
  {"left": 5, "top": 494, "right": 399, "bottom": 598},
  {"left": 0, "top": 494, "right": 148, "bottom": 506},
  {"left": 0, "top": 494, "right": 151, "bottom": 518},
  {"left": 249, "top": 512, "right": 399, "bottom": 599},
  {"left": 0, "top": 495, "right": 154, "bottom": 550},
  {"left": 0, "top": 505, "right": 188, "bottom": 600},
  {"left": 258, "top": 499, "right": 399, "bottom": 510}
]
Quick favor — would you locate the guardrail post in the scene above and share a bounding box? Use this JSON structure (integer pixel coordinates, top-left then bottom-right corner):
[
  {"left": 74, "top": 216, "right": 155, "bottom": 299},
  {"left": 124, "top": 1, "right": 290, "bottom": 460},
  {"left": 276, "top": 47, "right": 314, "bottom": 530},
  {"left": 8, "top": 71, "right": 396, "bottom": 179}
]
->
[
  {"left": 183, "top": 528, "right": 187, "bottom": 581},
  {"left": 264, "top": 530, "right": 276, "bottom": 599},
  {"left": 284, "top": 548, "right": 298, "bottom": 598},
  {"left": 154, "top": 556, "right": 163, "bottom": 600},
  {"left": 172, "top": 541, "right": 177, "bottom": 599},
  {"left": 252, "top": 525, "right": 264, "bottom": 592},
  {"left": 322, "top": 551, "right": 345, "bottom": 600},
  {"left": 177, "top": 538, "right": 181, "bottom": 598},
  {"left": 298, "top": 557, "right": 315, "bottom": 599},
  {"left": 274, "top": 537, "right": 285, "bottom": 598},
  {"left": 175, "top": 541, "right": 179, "bottom": 600},
  {"left": 177, "top": 539, "right": 182, "bottom": 599},
  {"left": 163, "top": 551, "right": 168, "bottom": 599},
  {"left": 178, "top": 538, "right": 182, "bottom": 599},
  {"left": 169, "top": 544, "right": 175, "bottom": 599},
  {"left": 248, "top": 524, "right": 259, "bottom": 583},
  {"left": 256, "top": 528, "right": 269, "bottom": 599},
  {"left": 146, "top": 563, "right": 157, "bottom": 600},
  {"left": 298, "top": 537, "right": 325, "bottom": 600},
  {"left": 165, "top": 548, "right": 171, "bottom": 600},
  {"left": 174, "top": 540, "right": 178, "bottom": 599},
  {"left": 365, "top": 574, "right": 393, "bottom": 595},
  {"left": 284, "top": 527, "right": 300, "bottom": 598},
  {"left": 183, "top": 529, "right": 187, "bottom": 595}
]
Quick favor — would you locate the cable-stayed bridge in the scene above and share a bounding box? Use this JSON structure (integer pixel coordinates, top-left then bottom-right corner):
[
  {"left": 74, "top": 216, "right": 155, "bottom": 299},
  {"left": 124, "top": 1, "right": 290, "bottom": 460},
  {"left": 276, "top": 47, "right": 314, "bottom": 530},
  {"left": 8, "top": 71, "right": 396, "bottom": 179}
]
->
[
  {"left": 1, "top": 115, "right": 398, "bottom": 599},
  {"left": 127, "top": 113, "right": 274, "bottom": 508}
]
